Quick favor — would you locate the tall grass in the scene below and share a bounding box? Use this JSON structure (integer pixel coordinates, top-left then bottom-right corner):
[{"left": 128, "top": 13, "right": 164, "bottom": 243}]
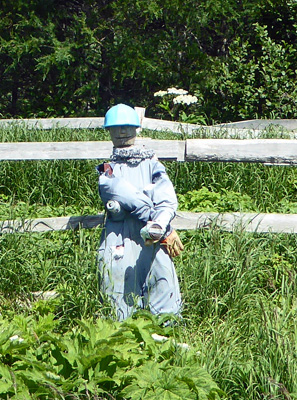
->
[
  {"left": 0, "top": 159, "right": 102, "bottom": 211},
  {"left": 3, "top": 159, "right": 296, "bottom": 214},
  {"left": 0, "top": 228, "right": 105, "bottom": 325},
  {"left": 177, "top": 228, "right": 297, "bottom": 399},
  {"left": 167, "top": 161, "right": 297, "bottom": 213},
  {"left": 0, "top": 125, "right": 108, "bottom": 142},
  {"left": 1, "top": 226, "right": 297, "bottom": 398}
]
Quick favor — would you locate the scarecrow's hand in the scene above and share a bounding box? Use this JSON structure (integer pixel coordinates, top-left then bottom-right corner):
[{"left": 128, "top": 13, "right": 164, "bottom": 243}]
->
[
  {"left": 161, "top": 230, "right": 184, "bottom": 257},
  {"left": 140, "top": 222, "right": 165, "bottom": 246}
]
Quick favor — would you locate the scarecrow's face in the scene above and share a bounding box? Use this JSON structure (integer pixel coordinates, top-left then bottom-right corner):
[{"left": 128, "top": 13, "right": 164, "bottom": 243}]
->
[{"left": 109, "top": 126, "right": 137, "bottom": 148}]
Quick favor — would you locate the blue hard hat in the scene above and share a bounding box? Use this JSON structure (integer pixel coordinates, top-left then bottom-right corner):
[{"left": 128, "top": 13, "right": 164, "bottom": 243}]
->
[{"left": 103, "top": 104, "right": 141, "bottom": 128}]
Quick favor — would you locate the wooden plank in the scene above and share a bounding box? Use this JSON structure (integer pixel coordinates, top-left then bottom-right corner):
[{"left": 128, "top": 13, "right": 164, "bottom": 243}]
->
[
  {"left": 142, "top": 117, "right": 264, "bottom": 138},
  {"left": 186, "top": 138, "right": 297, "bottom": 164},
  {"left": 0, "top": 116, "right": 255, "bottom": 139},
  {"left": 135, "top": 107, "right": 146, "bottom": 134},
  {"left": 142, "top": 117, "right": 200, "bottom": 134},
  {"left": 1, "top": 116, "right": 297, "bottom": 139},
  {"left": 2, "top": 138, "right": 297, "bottom": 164},
  {"left": 0, "top": 117, "right": 105, "bottom": 129},
  {"left": 2, "top": 137, "right": 297, "bottom": 164},
  {"left": 0, "top": 116, "right": 297, "bottom": 138},
  {"left": 144, "top": 117, "right": 297, "bottom": 134},
  {"left": 0, "top": 115, "right": 198, "bottom": 133},
  {"left": 147, "top": 139, "right": 185, "bottom": 161},
  {"left": 173, "top": 211, "right": 297, "bottom": 233},
  {"left": 0, "top": 139, "right": 185, "bottom": 161},
  {"left": 2, "top": 212, "right": 297, "bottom": 234},
  {"left": 0, "top": 141, "right": 112, "bottom": 160},
  {"left": 0, "top": 215, "right": 105, "bottom": 233},
  {"left": 214, "top": 119, "right": 297, "bottom": 131}
]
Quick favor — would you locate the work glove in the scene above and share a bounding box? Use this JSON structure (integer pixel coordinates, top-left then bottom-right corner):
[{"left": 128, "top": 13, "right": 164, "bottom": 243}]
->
[
  {"left": 161, "top": 230, "right": 184, "bottom": 257},
  {"left": 140, "top": 222, "right": 165, "bottom": 246}
]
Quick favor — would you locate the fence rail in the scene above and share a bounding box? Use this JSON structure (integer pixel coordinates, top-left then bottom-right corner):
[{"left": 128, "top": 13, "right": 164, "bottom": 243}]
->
[
  {"left": 1, "top": 114, "right": 297, "bottom": 136},
  {"left": 2, "top": 211, "right": 297, "bottom": 235},
  {"left": 2, "top": 138, "right": 297, "bottom": 164}
]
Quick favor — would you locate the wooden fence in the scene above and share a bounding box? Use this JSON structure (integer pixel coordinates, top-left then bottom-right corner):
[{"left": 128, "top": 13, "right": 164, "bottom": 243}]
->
[
  {"left": 2, "top": 114, "right": 297, "bottom": 235},
  {"left": 2, "top": 212, "right": 297, "bottom": 235},
  {"left": 1, "top": 111, "right": 297, "bottom": 136},
  {"left": 2, "top": 138, "right": 297, "bottom": 164}
]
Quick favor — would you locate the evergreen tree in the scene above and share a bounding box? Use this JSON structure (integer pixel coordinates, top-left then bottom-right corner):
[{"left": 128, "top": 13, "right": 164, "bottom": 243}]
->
[{"left": 0, "top": 0, "right": 296, "bottom": 120}]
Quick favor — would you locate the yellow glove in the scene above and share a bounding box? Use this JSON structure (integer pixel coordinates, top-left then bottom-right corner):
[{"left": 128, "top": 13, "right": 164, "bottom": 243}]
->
[{"left": 161, "top": 230, "right": 184, "bottom": 257}]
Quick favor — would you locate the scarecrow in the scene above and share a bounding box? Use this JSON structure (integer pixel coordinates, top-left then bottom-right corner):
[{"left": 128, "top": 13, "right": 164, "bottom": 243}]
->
[{"left": 97, "top": 104, "right": 183, "bottom": 320}]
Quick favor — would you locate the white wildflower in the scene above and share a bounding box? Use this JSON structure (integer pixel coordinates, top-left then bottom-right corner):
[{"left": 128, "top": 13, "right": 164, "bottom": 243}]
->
[
  {"left": 154, "top": 90, "right": 168, "bottom": 97},
  {"left": 152, "top": 333, "right": 190, "bottom": 349},
  {"left": 167, "top": 87, "right": 188, "bottom": 95},
  {"left": 152, "top": 333, "right": 168, "bottom": 342},
  {"left": 10, "top": 335, "right": 24, "bottom": 343},
  {"left": 176, "top": 342, "right": 190, "bottom": 350},
  {"left": 173, "top": 94, "right": 198, "bottom": 105}
]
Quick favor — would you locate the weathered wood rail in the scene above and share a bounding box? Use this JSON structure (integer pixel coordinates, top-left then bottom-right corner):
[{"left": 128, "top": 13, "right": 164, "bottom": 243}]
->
[
  {"left": 2, "top": 211, "right": 297, "bottom": 235},
  {"left": 2, "top": 138, "right": 297, "bottom": 164},
  {"left": 1, "top": 114, "right": 297, "bottom": 137},
  {"left": 0, "top": 139, "right": 184, "bottom": 162}
]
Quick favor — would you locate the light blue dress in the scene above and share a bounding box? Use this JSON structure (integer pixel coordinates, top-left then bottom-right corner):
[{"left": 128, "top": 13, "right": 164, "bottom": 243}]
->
[{"left": 97, "top": 146, "right": 182, "bottom": 321}]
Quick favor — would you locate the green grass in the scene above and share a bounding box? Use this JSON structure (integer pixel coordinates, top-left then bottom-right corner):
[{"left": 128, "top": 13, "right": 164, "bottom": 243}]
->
[
  {"left": 178, "top": 229, "right": 297, "bottom": 399},
  {"left": 2, "top": 159, "right": 297, "bottom": 218},
  {"left": 1, "top": 125, "right": 297, "bottom": 399},
  {"left": 167, "top": 161, "right": 297, "bottom": 213},
  {"left": 0, "top": 229, "right": 105, "bottom": 325},
  {"left": 0, "top": 125, "right": 108, "bottom": 142},
  {"left": 0, "top": 160, "right": 102, "bottom": 212},
  {"left": 1, "top": 227, "right": 297, "bottom": 398}
]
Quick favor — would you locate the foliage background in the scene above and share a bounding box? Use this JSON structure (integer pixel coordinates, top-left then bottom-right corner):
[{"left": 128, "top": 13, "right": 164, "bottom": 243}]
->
[{"left": 1, "top": 0, "right": 297, "bottom": 121}]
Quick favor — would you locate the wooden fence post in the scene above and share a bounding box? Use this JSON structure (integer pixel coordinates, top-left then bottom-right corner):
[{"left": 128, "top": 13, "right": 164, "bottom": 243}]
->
[{"left": 135, "top": 107, "right": 146, "bottom": 134}]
